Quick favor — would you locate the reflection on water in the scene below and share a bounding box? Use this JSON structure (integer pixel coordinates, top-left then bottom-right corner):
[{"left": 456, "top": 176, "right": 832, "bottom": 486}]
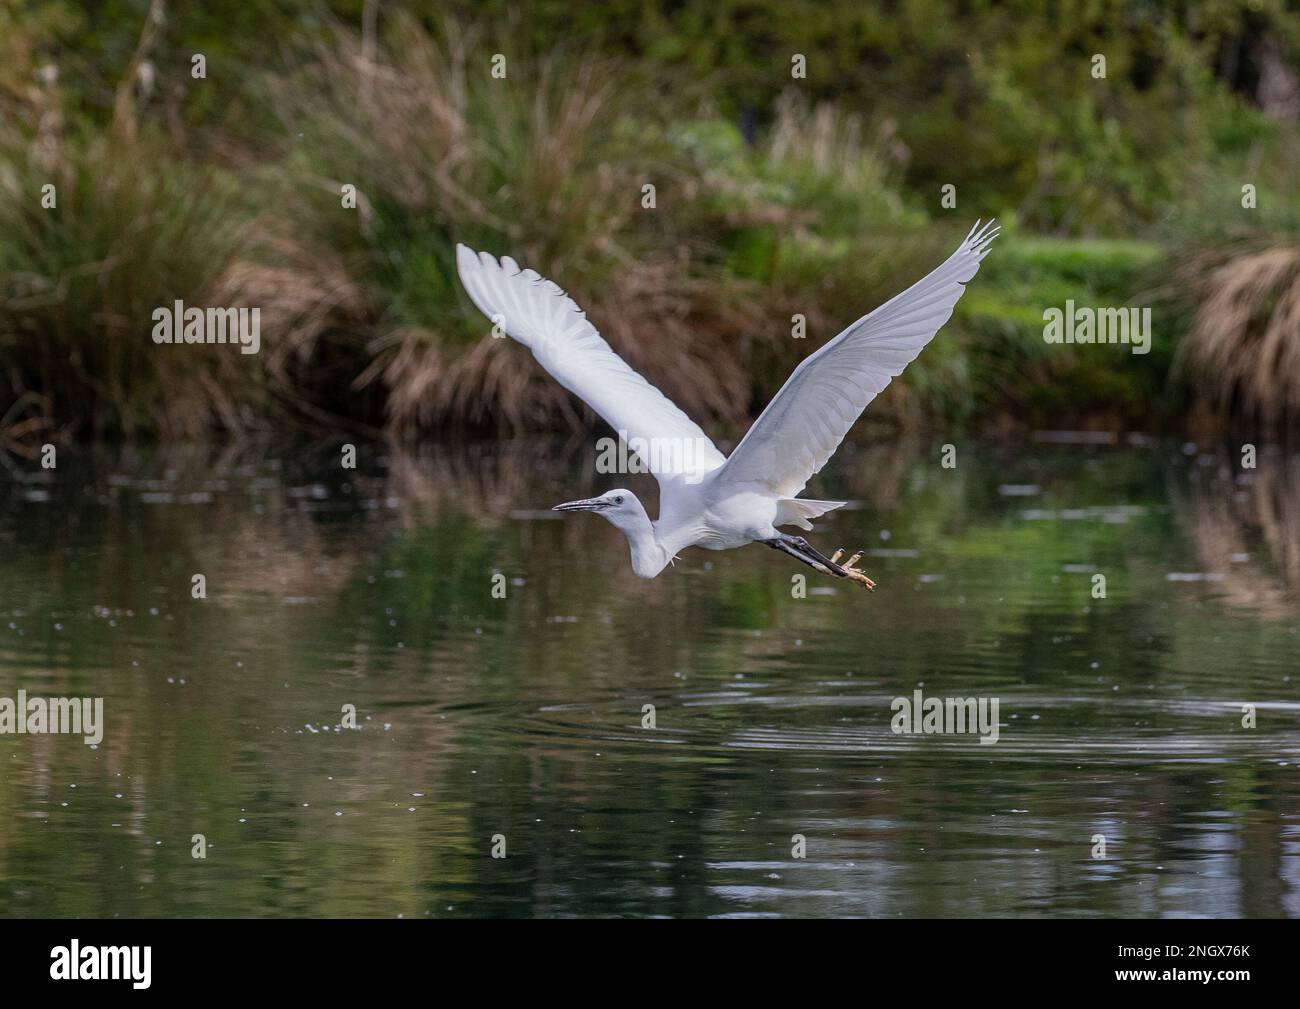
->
[{"left": 1, "top": 438, "right": 1297, "bottom": 918}]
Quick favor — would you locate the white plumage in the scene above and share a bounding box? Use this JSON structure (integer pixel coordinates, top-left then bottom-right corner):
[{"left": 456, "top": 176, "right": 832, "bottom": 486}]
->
[{"left": 456, "top": 220, "right": 999, "bottom": 589}]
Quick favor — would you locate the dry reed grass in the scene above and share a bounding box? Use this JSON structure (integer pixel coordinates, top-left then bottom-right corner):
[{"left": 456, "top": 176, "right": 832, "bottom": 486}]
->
[
  {"left": 1176, "top": 241, "right": 1300, "bottom": 432},
  {"left": 229, "top": 13, "right": 768, "bottom": 440}
]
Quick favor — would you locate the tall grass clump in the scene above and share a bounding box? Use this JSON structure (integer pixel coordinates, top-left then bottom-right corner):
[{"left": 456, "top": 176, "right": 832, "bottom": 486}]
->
[
  {"left": 1162, "top": 122, "right": 1300, "bottom": 436},
  {"left": 0, "top": 3, "right": 268, "bottom": 443},
  {"left": 236, "top": 13, "right": 766, "bottom": 439},
  {"left": 0, "top": 126, "right": 262, "bottom": 441},
  {"left": 1175, "top": 239, "right": 1300, "bottom": 434}
]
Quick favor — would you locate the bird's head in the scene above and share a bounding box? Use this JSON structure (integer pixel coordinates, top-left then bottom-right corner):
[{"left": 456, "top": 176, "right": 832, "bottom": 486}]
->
[
  {"left": 552, "top": 489, "right": 647, "bottom": 533},
  {"left": 552, "top": 488, "right": 666, "bottom": 578}
]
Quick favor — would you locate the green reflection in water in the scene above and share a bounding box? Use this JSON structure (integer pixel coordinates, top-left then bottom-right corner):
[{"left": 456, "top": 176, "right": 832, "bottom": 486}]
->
[{"left": 0, "top": 439, "right": 1297, "bottom": 917}]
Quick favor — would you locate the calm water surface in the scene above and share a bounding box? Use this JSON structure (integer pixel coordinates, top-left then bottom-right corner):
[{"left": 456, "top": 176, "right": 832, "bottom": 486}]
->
[{"left": 1, "top": 438, "right": 1297, "bottom": 917}]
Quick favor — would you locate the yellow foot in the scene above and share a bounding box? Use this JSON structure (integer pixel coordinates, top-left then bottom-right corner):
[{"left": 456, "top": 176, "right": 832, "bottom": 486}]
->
[{"left": 841, "top": 551, "right": 877, "bottom": 591}]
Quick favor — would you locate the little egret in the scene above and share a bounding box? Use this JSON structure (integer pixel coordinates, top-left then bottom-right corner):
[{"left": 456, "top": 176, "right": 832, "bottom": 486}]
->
[{"left": 457, "top": 220, "right": 999, "bottom": 590}]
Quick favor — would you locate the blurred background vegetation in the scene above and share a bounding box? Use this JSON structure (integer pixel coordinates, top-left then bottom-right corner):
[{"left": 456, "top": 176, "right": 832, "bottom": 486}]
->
[{"left": 1, "top": 0, "right": 1297, "bottom": 448}]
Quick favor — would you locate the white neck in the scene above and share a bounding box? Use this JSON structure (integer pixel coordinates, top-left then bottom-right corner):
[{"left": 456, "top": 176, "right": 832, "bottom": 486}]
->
[
  {"left": 625, "top": 518, "right": 670, "bottom": 579},
  {"left": 606, "top": 502, "right": 670, "bottom": 579}
]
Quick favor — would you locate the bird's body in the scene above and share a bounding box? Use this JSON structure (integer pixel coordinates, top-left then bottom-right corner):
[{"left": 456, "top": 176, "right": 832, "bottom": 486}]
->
[
  {"left": 457, "top": 221, "right": 999, "bottom": 589},
  {"left": 552, "top": 475, "right": 775, "bottom": 579},
  {"left": 642, "top": 480, "right": 780, "bottom": 567}
]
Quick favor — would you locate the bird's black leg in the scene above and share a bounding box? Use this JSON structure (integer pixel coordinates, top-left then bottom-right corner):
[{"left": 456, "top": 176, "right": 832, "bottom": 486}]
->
[
  {"left": 783, "top": 535, "right": 845, "bottom": 571},
  {"left": 764, "top": 534, "right": 876, "bottom": 590},
  {"left": 765, "top": 536, "right": 835, "bottom": 575}
]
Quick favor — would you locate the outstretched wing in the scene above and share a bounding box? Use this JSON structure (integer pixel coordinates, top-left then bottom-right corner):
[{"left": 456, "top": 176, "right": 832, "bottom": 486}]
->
[
  {"left": 456, "top": 245, "right": 727, "bottom": 483},
  {"left": 715, "top": 221, "right": 999, "bottom": 497}
]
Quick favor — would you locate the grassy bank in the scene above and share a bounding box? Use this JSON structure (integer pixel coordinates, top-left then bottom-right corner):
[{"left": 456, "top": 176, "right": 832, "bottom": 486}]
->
[{"left": 1, "top": 4, "right": 1297, "bottom": 448}]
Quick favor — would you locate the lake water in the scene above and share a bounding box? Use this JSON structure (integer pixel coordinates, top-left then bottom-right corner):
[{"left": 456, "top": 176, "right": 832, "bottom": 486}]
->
[{"left": 1, "top": 437, "right": 1297, "bottom": 917}]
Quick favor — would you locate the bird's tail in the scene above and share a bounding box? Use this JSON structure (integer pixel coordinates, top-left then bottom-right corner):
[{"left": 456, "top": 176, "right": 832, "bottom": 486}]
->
[{"left": 775, "top": 498, "right": 847, "bottom": 531}]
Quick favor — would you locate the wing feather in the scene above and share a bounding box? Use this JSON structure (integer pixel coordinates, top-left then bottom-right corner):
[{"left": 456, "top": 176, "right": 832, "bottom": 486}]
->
[
  {"left": 716, "top": 221, "right": 999, "bottom": 497},
  {"left": 456, "top": 245, "right": 727, "bottom": 483}
]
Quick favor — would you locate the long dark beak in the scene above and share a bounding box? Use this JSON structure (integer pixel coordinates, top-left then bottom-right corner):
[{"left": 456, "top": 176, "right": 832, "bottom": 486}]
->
[{"left": 552, "top": 497, "right": 608, "bottom": 513}]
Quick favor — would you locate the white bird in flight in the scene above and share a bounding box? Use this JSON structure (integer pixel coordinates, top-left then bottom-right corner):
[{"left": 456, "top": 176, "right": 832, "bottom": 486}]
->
[{"left": 457, "top": 220, "right": 999, "bottom": 591}]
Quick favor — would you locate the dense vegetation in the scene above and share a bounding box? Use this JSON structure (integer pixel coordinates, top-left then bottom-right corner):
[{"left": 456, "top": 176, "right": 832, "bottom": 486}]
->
[{"left": 1, "top": 0, "right": 1297, "bottom": 447}]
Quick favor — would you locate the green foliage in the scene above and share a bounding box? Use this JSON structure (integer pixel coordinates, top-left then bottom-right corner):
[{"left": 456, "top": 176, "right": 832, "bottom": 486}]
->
[
  {"left": 0, "top": 126, "right": 257, "bottom": 438},
  {"left": 0, "top": 1, "right": 1296, "bottom": 441},
  {"left": 437, "top": 0, "right": 1300, "bottom": 236},
  {"left": 955, "top": 237, "right": 1176, "bottom": 425}
]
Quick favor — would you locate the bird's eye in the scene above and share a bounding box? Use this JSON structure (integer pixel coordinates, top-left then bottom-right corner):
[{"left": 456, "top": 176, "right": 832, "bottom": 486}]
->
[{"left": 614, "top": 496, "right": 624, "bottom": 504}]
